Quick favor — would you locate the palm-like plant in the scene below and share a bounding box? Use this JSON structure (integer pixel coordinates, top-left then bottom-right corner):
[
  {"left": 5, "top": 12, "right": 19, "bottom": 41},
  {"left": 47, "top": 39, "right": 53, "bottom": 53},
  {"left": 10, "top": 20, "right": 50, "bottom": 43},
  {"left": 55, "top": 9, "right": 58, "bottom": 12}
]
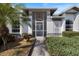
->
[{"left": 0, "top": 3, "right": 28, "bottom": 49}]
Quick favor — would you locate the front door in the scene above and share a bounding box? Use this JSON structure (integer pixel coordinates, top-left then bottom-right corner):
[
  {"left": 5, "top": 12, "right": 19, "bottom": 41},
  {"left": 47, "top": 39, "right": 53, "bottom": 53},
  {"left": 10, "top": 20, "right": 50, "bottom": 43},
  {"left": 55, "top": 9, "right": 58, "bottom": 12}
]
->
[
  {"left": 35, "top": 21, "right": 44, "bottom": 37},
  {"left": 32, "top": 12, "right": 46, "bottom": 37}
]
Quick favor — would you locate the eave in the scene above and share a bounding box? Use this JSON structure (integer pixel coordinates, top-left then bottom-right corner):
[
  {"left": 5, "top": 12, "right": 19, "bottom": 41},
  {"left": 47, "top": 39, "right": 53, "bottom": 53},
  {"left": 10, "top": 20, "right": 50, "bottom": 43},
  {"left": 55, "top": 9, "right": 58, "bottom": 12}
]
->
[
  {"left": 23, "top": 8, "right": 57, "bottom": 14},
  {"left": 52, "top": 16, "right": 65, "bottom": 19}
]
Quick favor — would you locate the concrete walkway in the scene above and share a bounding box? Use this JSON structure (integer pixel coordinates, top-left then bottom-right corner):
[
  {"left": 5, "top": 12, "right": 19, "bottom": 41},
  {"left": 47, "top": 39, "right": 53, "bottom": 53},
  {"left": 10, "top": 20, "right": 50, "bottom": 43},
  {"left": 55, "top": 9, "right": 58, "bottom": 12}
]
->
[{"left": 32, "top": 37, "right": 49, "bottom": 56}]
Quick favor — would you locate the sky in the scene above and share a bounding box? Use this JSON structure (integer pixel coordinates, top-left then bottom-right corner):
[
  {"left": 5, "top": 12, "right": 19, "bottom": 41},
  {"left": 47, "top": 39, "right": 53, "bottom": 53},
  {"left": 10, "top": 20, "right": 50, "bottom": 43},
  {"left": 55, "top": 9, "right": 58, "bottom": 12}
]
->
[{"left": 23, "top": 3, "right": 79, "bottom": 15}]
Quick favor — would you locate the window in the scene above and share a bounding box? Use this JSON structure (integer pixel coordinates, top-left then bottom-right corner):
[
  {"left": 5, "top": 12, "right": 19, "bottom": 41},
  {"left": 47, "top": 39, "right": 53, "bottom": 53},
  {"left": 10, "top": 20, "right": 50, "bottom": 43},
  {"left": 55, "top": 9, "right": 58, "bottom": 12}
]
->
[
  {"left": 66, "top": 20, "right": 73, "bottom": 31},
  {"left": 12, "top": 22, "right": 20, "bottom": 34}
]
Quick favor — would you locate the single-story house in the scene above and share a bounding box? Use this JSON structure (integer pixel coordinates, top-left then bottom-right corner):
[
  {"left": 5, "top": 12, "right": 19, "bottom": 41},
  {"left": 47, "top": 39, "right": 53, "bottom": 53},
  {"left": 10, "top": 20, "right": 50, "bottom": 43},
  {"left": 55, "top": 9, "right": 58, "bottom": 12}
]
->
[
  {"left": 6, "top": 7, "right": 79, "bottom": 38},
  {"left": 59, "top": 6, "right": 79, "bottom": 32}
]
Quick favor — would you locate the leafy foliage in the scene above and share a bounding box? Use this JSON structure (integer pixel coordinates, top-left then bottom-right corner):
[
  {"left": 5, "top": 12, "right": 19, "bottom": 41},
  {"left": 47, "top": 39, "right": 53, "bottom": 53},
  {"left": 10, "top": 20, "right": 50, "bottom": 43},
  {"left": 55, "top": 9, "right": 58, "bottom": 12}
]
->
[
  {"left": 0, "top": 4, "right": 19, "bottom": 25},
  {"left": 46, "top": 36, "right": 79, "bottom": 56},
  {"left": 0, "top": 3, "right": 28, "bottom": 49},
  {"left": 62, "top": 31, "right": 79, "bottom": 37}
]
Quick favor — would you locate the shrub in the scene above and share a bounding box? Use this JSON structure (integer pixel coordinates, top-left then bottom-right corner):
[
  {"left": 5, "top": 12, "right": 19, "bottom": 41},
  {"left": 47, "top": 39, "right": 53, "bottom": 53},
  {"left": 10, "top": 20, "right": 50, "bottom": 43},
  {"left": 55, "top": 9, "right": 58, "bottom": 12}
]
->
[
  {"left": 62, "top": 31, "right": 79, "bottom": 37},
  {"left": 46, "top": 37, "right": 79, "bottom": 56},
  {"left": 7, "top": 34, "right": 15, "bottom": 42},
  {"left": 22, "top": 33, "right": 28, "bottom": 39},
  {"left": 0, "top": 34, "right": 15, "bottom": 45},
  {"left": 22, "top": 33, "right": 32, "bottom": 41}
]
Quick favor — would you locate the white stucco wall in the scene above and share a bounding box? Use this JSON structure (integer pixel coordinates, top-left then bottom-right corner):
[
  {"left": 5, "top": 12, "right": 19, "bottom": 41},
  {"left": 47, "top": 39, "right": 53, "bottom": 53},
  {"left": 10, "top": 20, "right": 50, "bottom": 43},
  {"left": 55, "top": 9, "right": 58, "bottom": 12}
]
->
[
  {"left": 73, "top": 14, "right": 79, "bottom": 32},
  {"left": 20, "top": 22, "right": 32, "bottom": 35},
  {"left": 47, "top": 20, "right": 54, "bottom": 34},
  {"left": 46, "top": 11, "right": 64, "bottom": 36},
  {"left": 61, "top": 19, "right": 65, "bottom": 32},
  {"left": 27, "top": 11, "right": 32, "bottom": 34},
  {"left": 47, "top": 11, "right": 53, "bottom": 36},
  {"left": 21, "top": 23, "right": 28, "bottom": 33},
  {"left": 6, "top": 23, "right": 12, "bottom": 33},
  {"left": 28, "top": 21, "right": 32, "bottom": 34},
  {"left": 47, "top": 19, "right": 64, "bottom": 37}
]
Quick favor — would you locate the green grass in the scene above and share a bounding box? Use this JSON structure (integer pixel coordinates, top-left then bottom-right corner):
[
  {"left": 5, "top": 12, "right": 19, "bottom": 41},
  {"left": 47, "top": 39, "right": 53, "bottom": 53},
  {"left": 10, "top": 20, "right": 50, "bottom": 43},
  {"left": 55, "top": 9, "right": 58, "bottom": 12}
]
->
[{"left": 46, "top": 36, "right": 79, "bottom": 56}]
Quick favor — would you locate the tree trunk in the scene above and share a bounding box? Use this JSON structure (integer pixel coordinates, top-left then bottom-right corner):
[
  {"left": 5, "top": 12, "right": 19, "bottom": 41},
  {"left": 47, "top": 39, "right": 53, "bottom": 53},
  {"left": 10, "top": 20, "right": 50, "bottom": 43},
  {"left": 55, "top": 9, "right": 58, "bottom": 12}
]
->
[
  {"left": 2, "top": 37, "right": 7, "bottom": 50},
  {"left": 0, "top": 24, "right": 9, "bottom": 50}
]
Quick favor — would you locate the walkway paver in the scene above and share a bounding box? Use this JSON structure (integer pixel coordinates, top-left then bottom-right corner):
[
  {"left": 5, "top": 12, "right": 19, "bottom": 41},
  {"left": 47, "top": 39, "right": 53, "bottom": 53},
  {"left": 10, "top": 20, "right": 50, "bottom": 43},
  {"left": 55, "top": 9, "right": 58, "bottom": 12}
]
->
[{"left": 32, "top": 37, "right": 49, "bottom": 56}]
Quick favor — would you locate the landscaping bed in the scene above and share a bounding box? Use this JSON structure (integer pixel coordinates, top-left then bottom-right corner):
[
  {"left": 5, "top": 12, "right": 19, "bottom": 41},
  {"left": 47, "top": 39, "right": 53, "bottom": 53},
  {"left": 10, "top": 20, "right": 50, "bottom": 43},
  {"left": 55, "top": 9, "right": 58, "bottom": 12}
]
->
[
  {"left": 0, "top": 38, "right": 35, "bottom": 56},
  {"left": 46, "top": 36, "right": 79, "bottom": 56}
]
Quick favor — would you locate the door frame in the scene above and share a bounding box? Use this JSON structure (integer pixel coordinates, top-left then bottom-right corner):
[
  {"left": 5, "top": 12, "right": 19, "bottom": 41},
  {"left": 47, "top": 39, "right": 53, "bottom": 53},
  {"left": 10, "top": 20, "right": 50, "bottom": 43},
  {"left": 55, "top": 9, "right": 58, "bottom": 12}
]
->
[{"left": 35, "top": 21, "right": 44, "bottom": 37}]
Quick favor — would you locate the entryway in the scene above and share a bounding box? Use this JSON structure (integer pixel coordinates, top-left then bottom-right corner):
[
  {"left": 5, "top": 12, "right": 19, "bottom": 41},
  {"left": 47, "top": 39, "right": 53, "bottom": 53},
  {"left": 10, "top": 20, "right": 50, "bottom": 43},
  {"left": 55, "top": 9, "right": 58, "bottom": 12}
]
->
[
  {"left": 35, "top": 21, "right": 44, "bottom": 38},
  {"left": 32, "top": 11, "right": 46, "bottom": 39}
]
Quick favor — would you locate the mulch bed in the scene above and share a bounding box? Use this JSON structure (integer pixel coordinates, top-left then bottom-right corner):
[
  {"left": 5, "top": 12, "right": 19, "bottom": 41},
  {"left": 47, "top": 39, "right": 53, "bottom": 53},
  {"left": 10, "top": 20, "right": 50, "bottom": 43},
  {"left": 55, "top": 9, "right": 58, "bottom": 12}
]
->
[{"left": 0, "top": 38, "right": 35, "bottom": 56}]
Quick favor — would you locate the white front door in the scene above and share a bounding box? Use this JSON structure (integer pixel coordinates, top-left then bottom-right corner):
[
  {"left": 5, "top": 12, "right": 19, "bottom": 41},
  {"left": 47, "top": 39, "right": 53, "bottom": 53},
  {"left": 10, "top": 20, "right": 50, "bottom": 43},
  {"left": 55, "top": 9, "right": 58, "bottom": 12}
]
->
[{"left": 35, "top": 21, "right": 44, "bottom": 37}]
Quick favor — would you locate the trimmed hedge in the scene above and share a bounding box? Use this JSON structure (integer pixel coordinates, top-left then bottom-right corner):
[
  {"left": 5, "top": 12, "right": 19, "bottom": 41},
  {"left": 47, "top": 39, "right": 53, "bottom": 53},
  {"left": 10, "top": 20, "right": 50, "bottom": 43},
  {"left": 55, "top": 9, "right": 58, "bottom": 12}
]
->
[
  {"left": 62, "top": 31, "right": 79, "bottom": 37},
  {"left": 46, "top": 36, "right": 79, "bottom": 56}
]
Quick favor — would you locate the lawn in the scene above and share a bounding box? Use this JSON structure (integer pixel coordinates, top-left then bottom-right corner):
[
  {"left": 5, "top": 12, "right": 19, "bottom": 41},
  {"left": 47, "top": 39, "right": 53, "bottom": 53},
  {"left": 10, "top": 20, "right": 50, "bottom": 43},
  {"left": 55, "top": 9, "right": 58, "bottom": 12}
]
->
[
  {"left": 0, "top": 39, "right": 34, "bottom": 56},
  {"left": 46, "top": 36, "right": 79, "bottom": 56}
]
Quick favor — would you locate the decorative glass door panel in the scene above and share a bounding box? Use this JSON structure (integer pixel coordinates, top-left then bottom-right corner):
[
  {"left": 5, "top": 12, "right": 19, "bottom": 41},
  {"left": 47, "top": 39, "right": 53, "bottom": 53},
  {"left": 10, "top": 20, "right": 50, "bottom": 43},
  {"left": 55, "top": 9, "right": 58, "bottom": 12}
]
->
[{"left": 35, "top": 22, "right": 44, "bottom": 36}]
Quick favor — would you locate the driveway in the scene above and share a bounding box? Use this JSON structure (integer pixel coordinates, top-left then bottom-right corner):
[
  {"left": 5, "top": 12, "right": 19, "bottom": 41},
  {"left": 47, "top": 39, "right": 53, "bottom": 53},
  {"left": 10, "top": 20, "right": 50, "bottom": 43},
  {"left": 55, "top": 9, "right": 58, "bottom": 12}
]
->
[{"left": 32, "top": 37, "right": 49, "bottom": 56}]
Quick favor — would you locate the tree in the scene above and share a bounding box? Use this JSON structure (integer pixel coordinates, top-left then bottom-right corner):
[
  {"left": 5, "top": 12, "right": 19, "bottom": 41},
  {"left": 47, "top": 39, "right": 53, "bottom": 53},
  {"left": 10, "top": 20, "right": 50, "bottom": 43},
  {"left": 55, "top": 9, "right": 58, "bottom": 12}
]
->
[{"left": 0, "top": 3, "right": 28, "bottom": 49}]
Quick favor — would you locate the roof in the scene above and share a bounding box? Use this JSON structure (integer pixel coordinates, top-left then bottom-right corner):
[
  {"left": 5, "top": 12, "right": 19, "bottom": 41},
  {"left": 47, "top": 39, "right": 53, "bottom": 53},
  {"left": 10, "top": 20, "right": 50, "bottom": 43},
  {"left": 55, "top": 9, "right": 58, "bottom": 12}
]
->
[
  {"left": 52, "top": 15, "right": 65, "bottom": 19},
  {"left": 23, "top": 8, "right": 57, "bottom": 10},
  {"left": 23, "top": 8, "right": 57, "bottom": 14},
  {"left": 59, "top": 6, "right": 79, "bottom": 16}
]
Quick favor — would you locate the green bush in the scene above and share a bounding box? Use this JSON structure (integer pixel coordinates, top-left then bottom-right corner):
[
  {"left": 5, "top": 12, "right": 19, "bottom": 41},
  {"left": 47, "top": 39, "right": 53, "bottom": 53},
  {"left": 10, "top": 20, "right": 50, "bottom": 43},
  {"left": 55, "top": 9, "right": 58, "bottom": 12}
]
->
[
  {"left": 22, "top": 33, "right": 32, "bottom": 39},
  {"left": 46, "top": 37, "right": 79, "bottom": 56},
  {"left": 62, "top": 31, "right": 79, "bottom": 37}
]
